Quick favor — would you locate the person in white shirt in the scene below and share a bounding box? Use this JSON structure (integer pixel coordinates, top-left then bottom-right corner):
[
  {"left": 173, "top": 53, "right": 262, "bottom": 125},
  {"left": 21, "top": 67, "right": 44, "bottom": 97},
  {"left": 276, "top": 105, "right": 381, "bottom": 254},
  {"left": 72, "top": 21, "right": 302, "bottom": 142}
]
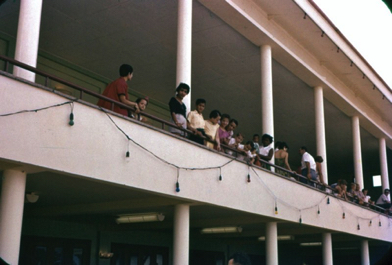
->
[
  {"left": 299, "top": 146, "right": 317, "bottom": 184},
  {"left": 257, "top": 134, "right": 274, "bottom": 170},
  {"left": 376, "top": 189, "right": 391, "bottom": 211}
]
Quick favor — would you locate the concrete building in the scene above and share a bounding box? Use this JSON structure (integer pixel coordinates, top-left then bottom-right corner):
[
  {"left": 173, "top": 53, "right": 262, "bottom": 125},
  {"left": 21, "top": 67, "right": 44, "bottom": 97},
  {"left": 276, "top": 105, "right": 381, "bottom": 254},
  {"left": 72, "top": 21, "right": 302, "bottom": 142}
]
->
[{"left": 0, "top": 0, "right": 391, "bottom": 264}]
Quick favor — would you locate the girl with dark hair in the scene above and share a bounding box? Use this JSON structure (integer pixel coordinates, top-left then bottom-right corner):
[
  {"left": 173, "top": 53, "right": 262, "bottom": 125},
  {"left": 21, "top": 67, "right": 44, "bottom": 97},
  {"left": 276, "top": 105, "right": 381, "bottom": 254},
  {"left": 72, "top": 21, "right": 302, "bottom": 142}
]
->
[
  {"left": 168, "top": 83, "right": 191, "bottom": 135},
  {"left": 275, "top": 141, "right": 292, "bottom": 176}
]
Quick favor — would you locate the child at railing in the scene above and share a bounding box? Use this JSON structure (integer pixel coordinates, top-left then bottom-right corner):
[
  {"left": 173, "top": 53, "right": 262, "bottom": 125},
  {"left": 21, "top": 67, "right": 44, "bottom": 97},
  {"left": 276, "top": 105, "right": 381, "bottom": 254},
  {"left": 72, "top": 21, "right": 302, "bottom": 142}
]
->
[
  {"left": 187, "top": 98, "right": 207, "bottom": 145},
  {"left": 168, "top": 83, "right": 191, "bottom": 136},
  {"left": 129, "top": 97, "right": 149, "bottom": 123},
  {"left": 252, "top": 134, "right": 260, "bottom": 153},
  {"left": 226, "top": 133, "right": 244, "bottom": 156},
  {"left": 240, "top": 141, "right": 256, "bottom": 164},
  {"left": 204, "top": 110, "right": 221, "bottom": 150}
]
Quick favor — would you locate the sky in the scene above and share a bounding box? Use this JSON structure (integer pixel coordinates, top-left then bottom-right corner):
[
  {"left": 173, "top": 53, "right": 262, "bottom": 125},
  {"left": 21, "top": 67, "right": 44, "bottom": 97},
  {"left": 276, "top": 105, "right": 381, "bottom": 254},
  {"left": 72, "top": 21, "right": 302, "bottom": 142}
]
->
[{"left": 313, "top": 0, "right": 392, "bottom": 88}]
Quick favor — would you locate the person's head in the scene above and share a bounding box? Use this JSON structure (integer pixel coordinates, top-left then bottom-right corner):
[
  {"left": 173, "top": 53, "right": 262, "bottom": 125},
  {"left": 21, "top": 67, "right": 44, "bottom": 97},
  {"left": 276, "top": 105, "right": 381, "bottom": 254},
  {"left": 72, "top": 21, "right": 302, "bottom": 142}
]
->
[
  {"left": 253, "top": 134, "right": 260, "bottom": 143},
  {"left": 245, "top": 141, "right": 255, "bottom": 151},
  {"left": 195, "top": 98, "right": 206, "bottom": 113},
  {"left": 226, "top": 119, "right": 238, "bottom": 132},
  {"left": 384, "top": 189, "right": 390, "bottom": 195},
  {"left": 315, "top": 156, "right": 323, "bottom": 163},
  {"left": 362, "top": 189, "right": 368, "bottom": 195},
  {"left": 234, "top": 133, "right": 244, "bottom": 144},
  {"left": 355, "top": 183, "right": 361, "bottom": 191},
  {"left": 136, "top": 97, "right": 149, "bottom": 111},
  {"left": 340, "top": 179, "right": 348, "bottom": 189},
  {"left": 350, "top": 182, "right": 356, "bottom": 190},
  {"left": 220, "top": 114, "right": 231, "bottom": 128},
  {"left": 261, "top": 134, "right": 273, "bottom": 147},
  {"left": 119, "top": 64, "right": 133, "bottom": 79},
  {"left": 175, "top": 83, "right": 190, "bottom": 99},
  {"left": 299, "top": 146, "right": 307, "bottom": 155},
  {"left": 228, "top": 252, "right": 251, "bottom": 265},
  {"left": 209, "top": 110, "right": 221, "bottom": 124},
  {"left": 276, "top": 141, "right": 288, "bottom": 150}
]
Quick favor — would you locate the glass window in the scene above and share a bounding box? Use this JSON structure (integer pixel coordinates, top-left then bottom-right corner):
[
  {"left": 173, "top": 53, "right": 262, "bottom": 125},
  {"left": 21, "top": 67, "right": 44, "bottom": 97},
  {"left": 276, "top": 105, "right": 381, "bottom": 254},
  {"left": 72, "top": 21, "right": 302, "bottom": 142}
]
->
[
  {"left": 130, "top": 255, "right": 138, "bottom": 265},
  {"left": 54, "top": 247, "right": 63, "bottom": 265},
  {"left": 156, "top": 254, "right": 163, "bottom": 265},
  {"left": 33, "top": 246, "right": 47, "bottom": 265},
  {"left": 73, "top": 248, "right": 83, "bottom": 265},
  {"left": 142, "top": 255, "right": 151, "bottom": 265}
]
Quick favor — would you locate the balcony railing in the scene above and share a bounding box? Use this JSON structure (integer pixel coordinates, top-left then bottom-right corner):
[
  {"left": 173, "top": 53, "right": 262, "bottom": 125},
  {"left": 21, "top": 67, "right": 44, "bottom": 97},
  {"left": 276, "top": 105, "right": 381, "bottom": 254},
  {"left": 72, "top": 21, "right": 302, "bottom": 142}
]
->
[{"left": 0, "top": 54, "right": 388, "bottom": 216}]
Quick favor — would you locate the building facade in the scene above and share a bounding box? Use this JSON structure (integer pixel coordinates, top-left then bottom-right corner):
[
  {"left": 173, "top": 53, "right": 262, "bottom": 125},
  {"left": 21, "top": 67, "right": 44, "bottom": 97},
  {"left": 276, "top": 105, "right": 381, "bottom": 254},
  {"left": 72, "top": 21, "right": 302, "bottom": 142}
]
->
[{"left": 0, "top": 0, "right": 392, "bottom": 264}]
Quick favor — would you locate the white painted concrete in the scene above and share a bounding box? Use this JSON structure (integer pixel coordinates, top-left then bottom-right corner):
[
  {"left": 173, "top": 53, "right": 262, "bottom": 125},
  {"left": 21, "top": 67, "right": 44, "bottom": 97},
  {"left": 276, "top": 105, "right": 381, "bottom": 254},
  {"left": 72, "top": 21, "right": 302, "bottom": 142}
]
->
[
  {"left": 0, "top": 169, "right": 27, "bottom": 265},
  {"left": 314, "top": 86, "right": 328, "bottom": 183},
  {"left": 176, "top": 0, "right": 192, "bottom": 114},
  {"left": 379, "top": 138, "right": 390, "bottom": 197},
  {"left": 261, "top": 45, "right": 274, "bottom": 137},
  {"left": 265, "top": 222, "right": 278, "bottom": 265},
  {"left": 261, "top": 45, "right": 274, "bottom": 170},
  {"left": 352, "top": 116, "right": 364, "bottom": 188},
  {"left": 13, "top": 0, "right": 43, "bottom": 82},
  {"left": 322, "top": 233, "right": 333, "bottom": 265},
  {"left": 0, "top": 76, "right": 391, "bottom": 242},
  {"left": 361, "top": 240, "right": 370, "bottom": 265},
  {"left": 173, "top": 204, "right": 190, "bottom": 265}
]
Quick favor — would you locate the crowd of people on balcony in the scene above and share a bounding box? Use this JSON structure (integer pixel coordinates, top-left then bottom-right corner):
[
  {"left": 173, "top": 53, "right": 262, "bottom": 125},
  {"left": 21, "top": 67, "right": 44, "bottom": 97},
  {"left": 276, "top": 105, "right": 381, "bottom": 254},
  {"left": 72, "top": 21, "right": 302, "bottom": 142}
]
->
[{"left": 97, "top": 72, "right": 391, "bottom": 215}]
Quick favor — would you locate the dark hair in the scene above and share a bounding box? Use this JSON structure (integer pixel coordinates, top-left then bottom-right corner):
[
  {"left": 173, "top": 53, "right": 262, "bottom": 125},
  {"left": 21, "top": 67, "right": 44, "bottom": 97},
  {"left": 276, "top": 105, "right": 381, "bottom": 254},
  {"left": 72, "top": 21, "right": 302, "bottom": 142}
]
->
[
  {"left": 246, "top": 141, "right": 255, "bottom": 149},
  {"left": 221, "top": 114, "right": 231, "bottom": 121},
  {"left": 261, "top": 134, "right": 273, "bottom": 143},
  {"left": 300, "top": 146, "right": 308, "bottom": 152},
  {"left": 209, "top": 110, "right": 221, "bottom": 119},
  {"left": 340, "top": 179, "right": 347, "bottom": 186},
  {"left": 119, "top": 64, "right": 133, "bottom": 77},
  {"left": 230, "top": 119, "right": 239, "bottom": 126},
  {"left": 277, "top": 141, "right": 288, "bottom": 150},
  {"left": 235, "top": 133, "right": 244, "bottom": 138},
  {"left": 315, "top": 156, "right": 323, "bottom": 163},
  {"left": 136, "top": 97, "right": 149, "bottom": 105},
  {"left": 228, "top": 252, "right": 251, "bottom": 265},
  {"left": 195, "top": 98, "right": 206, "bottom": 105},
  {"left": 385, "top": 189, "right": 390, "bottom": 193},
  {"left": 176, "top": 83, "right": 190, "bottom": 94},
  {"left": 253, "top": 134, "right": 260, "bottom": 139}
]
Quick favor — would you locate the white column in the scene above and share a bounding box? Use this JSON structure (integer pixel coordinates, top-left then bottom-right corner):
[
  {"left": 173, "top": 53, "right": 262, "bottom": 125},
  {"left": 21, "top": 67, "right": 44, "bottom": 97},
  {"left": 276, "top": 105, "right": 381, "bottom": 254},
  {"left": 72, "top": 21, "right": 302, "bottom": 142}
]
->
[
  {"left": 322, "top": 233, "right": 333, "bottom": 265},
  {"left": 173, "top": 204, "right": 189, "bottom": 265},
  {"left": 261, "top": 45, "right": 274, "bottom": 168},
  {"left": 265, "top": 222, "right": 278, "bottom": 265},
  {"left": 314, "top": 86, "right": 328, "bottom": 183},
  {"left": 379, "top": 138, "right": 390, "bottom": 197},
  {"left": 0, "top": 169, "right": 27, "bottom": 265},
  {"left": 352, "top": 116, "right": 364, "bottom": 188},
  {"left": 361, "top": 240, "right": 370, "bottom": 265},
  {"left": 13, "top": 0, "right": 43, "bottom": 82},
  {"left": 176, "top": 0, "right": 192, "bottom": 115}
]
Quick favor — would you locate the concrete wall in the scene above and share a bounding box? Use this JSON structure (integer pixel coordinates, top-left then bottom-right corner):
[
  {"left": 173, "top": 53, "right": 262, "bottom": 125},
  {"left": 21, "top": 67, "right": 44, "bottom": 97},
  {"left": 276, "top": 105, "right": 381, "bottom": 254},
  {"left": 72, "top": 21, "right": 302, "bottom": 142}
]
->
[{"left": 1, "top": 74, "right": 391, "bottom": 243}]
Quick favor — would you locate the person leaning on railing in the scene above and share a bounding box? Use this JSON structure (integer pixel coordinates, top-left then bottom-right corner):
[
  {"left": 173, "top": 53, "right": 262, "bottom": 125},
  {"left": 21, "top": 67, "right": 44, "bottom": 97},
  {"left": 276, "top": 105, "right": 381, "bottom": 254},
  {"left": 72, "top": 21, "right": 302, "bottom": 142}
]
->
[
  {"left": 187, "top": 98, "right": 207, "bottom": 145},
  {"left": 129, "top": 97, "right": 149, "bottom": 123},
  {"left": 330, "top": 179, "right": 348, "bottom": 200},
  {"left": 204, "top": 110, "right": 222, "bottom": 151},
  {"left": 97, "top": 64, "right": 139, "bottom": 115}
]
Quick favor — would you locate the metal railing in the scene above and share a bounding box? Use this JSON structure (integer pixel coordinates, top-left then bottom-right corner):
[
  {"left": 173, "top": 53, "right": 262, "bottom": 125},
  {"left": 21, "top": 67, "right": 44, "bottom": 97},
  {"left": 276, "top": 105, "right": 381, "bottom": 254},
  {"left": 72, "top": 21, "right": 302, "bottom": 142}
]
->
[{"left": 0, "top": 54, "right": 388, "bottom": 215}]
